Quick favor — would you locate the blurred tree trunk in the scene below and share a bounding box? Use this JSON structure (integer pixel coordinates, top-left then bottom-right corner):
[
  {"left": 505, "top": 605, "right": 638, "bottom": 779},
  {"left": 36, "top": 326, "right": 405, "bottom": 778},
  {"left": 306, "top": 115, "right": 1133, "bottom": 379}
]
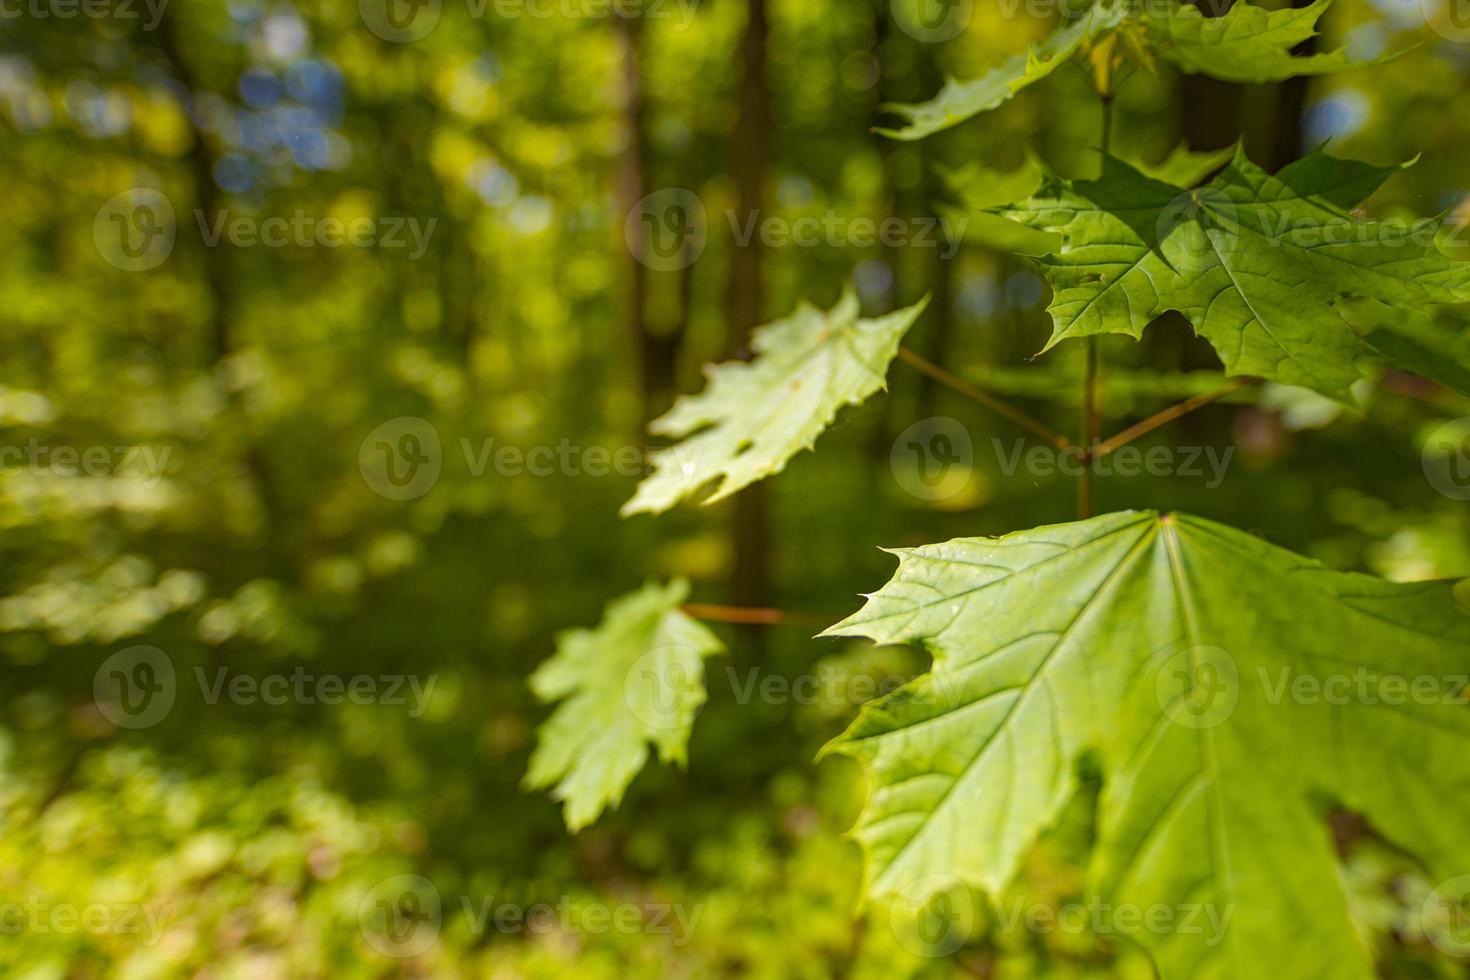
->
[
  {"left": 917, "top": 246, "right": 955, "bottom": 417},
  {"left": 616, "top": 16, "right": 682, "bottom": 423},
  {"left": 153, "top": 11, "right": 279, "bottom": 537},
  {"left": 870, "top": 4, "right": 955, "bottom": 430},
  {"left": 905, "top": 26, "right": 953, "bottom": 420},
  {"left": 726, "top": 0, "right": 772, "bottom": 612},
  {"left": 1181, "top": 0, "right": 1310, "bottom": 160},
  {"left": 1264, "top": 1, "right": 1314, "bottom": 168},
  {"left": 868, "top": 1, "right": 900, "bottom": 462},
  {"left": 870, "top": 0, "right": 898, "bottom": 314}
]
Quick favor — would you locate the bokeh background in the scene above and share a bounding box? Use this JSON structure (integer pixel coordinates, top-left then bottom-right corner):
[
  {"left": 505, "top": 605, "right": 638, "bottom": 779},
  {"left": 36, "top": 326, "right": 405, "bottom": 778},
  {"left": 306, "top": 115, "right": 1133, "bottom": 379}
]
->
[{"left": 3, "top": 0, "right": 1470, "bottom": 974}]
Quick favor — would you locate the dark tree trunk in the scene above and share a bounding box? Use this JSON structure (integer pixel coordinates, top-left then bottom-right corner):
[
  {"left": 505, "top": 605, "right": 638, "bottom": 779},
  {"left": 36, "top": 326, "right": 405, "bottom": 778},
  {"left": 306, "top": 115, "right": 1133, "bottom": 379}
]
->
[
  {"left": 618, "top": 14, "right": 686, "bottom": 424},
  {"left": 1265, "top": 0, "right": 1316, "bottom": 169},
  {"left": 725, "top": 0, "right": 772, "bottom": 612},
  {"left": 154, "top": 11, "right": 278, "bottom": 532}
]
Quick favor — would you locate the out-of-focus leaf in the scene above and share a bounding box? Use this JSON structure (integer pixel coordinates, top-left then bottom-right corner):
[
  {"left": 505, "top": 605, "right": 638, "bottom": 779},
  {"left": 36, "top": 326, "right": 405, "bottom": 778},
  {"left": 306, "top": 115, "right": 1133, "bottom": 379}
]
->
[
  {"left": 525, "top": 580, "right": 723, "bottom": 831},
  {"left": 940, "top": 144, "right": 1229, "bottom": 253},
  {"left": 876, "top": 1, "right": 1397, "bottom": 143},
  {"left": 1141, "top": 0, "right": 1395, "bottom": 83},
  {"left": 623, "top": 289, "right": 927, "bottom": 515},
  {"left": 876, "top": 5, "right": 1128, "bottom": 141}
]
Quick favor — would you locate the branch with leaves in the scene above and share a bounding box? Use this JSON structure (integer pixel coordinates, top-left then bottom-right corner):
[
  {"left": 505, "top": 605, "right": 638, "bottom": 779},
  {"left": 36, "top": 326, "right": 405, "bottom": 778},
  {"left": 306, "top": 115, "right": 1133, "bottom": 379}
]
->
[{"left": 526, "top": 4, "right": 1470, "bottom": 978}]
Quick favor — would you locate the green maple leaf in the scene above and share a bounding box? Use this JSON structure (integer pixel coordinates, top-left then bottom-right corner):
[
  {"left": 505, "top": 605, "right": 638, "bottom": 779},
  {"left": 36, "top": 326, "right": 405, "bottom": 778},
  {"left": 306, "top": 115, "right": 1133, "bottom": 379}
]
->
[
  {"left": 940, "top": 143, "right": 1231, "bottom": 254},
  {"left": 877, "top": 4, "right": 1127, "bottom": 142},
  {"left": 622, "top": 289, "right": 928, "bottom": 516},
  {"left": 996, "top": 148, "right": 1470, "bottom": 396},
  {"left": 822, "top": 511, "right": 1470, "bottom": 978},
  {"left": 945, "top": 143, "right": 1229, "bottom": 208},
  {"left": 525, "top": 580, "right": 723, "bottom": 831},
  {"left": 1141, "top": 0, "right": 1388, "bottom": 83},
  {"left": 878, "top": 1, "right": 1391, "bottom": 142}
]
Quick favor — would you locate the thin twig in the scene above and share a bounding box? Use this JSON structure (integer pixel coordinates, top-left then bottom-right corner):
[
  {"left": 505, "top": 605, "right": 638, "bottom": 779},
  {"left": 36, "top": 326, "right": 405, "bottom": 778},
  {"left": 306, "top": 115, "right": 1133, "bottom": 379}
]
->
[
  {"left": 897, "top": 347, "right": 1070, "bottom": 449},
  {"left": 682, "top": 604, "right": 831, "bottom": 627},
  {"left": 1094, "top": 377, "right": 1258, "bottom": 457}
]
